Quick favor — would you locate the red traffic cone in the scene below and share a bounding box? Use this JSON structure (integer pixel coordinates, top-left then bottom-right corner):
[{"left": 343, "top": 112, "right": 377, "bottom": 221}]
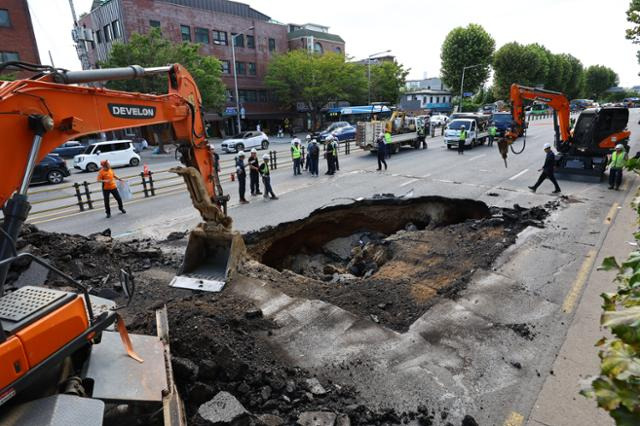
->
[
  {"left": 230, "top": 173, "right": 235, "bottom": 182},
  {"left": 143, "top": 164, "right": 150, "bottom": 176}
]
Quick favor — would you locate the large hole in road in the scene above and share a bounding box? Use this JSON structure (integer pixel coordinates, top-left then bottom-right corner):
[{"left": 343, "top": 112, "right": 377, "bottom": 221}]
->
[{"left": 244, "top": 196, "right": 549, "bottom": 332}]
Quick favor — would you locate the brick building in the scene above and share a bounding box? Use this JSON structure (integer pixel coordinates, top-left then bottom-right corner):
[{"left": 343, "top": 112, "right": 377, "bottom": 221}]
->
[
  {"left": 287, "top": 23, "right": 344, "bottom": 55},
  {"left": 0, "top": 0, "right": 40, "bottom": 78},
  {"left": 79, "top": 0, "right": 345, "bottom": 136}
]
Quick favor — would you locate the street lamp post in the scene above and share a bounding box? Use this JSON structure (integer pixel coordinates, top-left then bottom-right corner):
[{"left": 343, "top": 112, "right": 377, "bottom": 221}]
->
[
  {"left": 367, "top": 49, "right": 391, "bottom": 105},
  {"left": 230, "top": 26, "right": 254, "bottom": 134},
  {"left": 459, "top": 64, "right": 482, "bottom": 111}
]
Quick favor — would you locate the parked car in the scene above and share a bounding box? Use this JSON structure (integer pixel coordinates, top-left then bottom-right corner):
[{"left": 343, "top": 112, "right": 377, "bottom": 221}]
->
[
  {"left": 316, "top": 121, "right": 351, "bottom": 141},
  {"left": 430, "top": 113, "right": 449, "bottom": 127},
  {"left": 220, "top": 131, "right": 269, "bottom": 153},
  {"left": 73, "top": 140, "right": 141, "bottom": 172},
  {"left": 331, "top": 125, "right": 356, "bottom": 142},
  {"left": 52, "top": 141, "right": 85, "bottom": 158},
  {"left": 30, "top": 154, "right": 70, "bottom": 185}
]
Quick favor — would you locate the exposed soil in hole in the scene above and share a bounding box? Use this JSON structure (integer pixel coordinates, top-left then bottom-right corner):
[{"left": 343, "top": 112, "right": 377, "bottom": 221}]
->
[{"left": 244, "top": 196, "right": 552, "bottom": 332}]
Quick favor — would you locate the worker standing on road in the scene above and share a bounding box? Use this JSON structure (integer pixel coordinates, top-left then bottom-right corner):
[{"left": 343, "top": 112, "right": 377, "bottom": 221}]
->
[
  {"left": 325, "top": 139, "right": 335, "bottom": 175},
  {"left": 488, "top": 123, "right": 497, "bottom": 147},
  {"left": 458, "top": 125, "right": 467, "bottom": 155},
  {"left": 330, "top": 136, "right": 340, "bottom": 171},
  {"left": 384, "top": 130, "right": 392, "bottom": 158},
  {"left": 236, "top": 151, "right": 249, "bottom": 204},
  {"left": 259, "top": 154, "right": 278, "bottom": 200},
  {"left": 608, "top": 144, "right": 627, "bottom": 190},
  {"left": 309, "top": 138, "right": 320, "bottom": 177},
  {"left": 376, "top": 133, "right": 388, "bottom": 171},
  {"left": 418, "top": 123, "right": 427, "bottom": 149},
  {"left": 529, "top": 143, "right": 561, "bottom": 194},
  {"left": 305, "top": 135, "right": 312, "bottom": 172},
  {"left": 248, "top": 149, "right": 262, "bottom": 196},
  {"left": 97, "top": 160, "right": 126, "bottom": 218},
  {"left": 291, "top": 138, "right": 302, "bottom": 176}
]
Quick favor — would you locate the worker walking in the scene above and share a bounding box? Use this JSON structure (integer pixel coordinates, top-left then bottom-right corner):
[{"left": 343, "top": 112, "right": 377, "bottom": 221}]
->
[
  {"left": 259, "top": 154, "right": 278, "bottom": 199},
  {"left": 325, "top": 139, "right": 335, "bottom": 175},
  {"left": 376, "top": 133, "right": 388, "bottom": 171},
  {"left": 97, "top": 160, "right": 126, "bottom": 218},
  {"left": 309, "top": 138, "right": 320, "bottom": 176},
  {"left": 291, "top": 138, "right": 302, "bottom": 176},
  {"left": 458, "top": 125, "right": 467, "bottom": 155},
  {"left": 384, "top": 130, "right": 392, "bottom": 158},
  {"left": 488, "top": 123, "right": 497, "bottom": 147},
  {"left": 529, "top": 143, "right": 561, "bottom": 194},
  {"left": 608, "top": 144, "right": 627, "bottom": 190},
  {"left": 236, "top": 151, "right": 249, "bottom": 204},
  {"left": 248, "top": 149, "right": 262, "bottom": 196}
]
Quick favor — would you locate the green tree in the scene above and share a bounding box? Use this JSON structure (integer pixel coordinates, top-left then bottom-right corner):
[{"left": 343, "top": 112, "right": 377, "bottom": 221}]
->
[
  {"left": 440, "top": 24, "right": 495, "bottom": 99},
  {"left": 492, "top": 42, "right": 548, "bottom": 99},
  {"left": 369, "top": 61, "right": 409, "bottom": 104},
  {"left": 563, "top": 54, "right": 585, "bottom": 99},
  {"left": 265, "top": 50, "right": 366, "bottom": 129},
  {"left": 626, "top": 0, "right": 640, "bottom": 43},
  {"left": 584, "top": 65, "right": 619, "bottom": 100},
  {"left": 100, "top": 29, "right": 225, "bottom": 111}
]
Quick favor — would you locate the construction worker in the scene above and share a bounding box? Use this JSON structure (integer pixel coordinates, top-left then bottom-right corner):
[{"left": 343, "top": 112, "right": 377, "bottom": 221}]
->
[
  {"left": 97, "top": 160, "right": 126, "bottom": 218},
  {"left": 458, "top": 125, "right": 467, "bottom": 155},
  {"left": 529, "top": 143, "right": 561, "bottom": 194},
  {"left": 325, "top": 138, "right": 335, "bottom": 175},
  {"left": 608, "top": 144, "right": 627, "bottom": 190},
  {"left": 330, "top": 136, "right": 340, "bottom": 171},
  {"left": 248, "top": 149, "right": 261, "bottom": 196},
  {"left": 305, "top": 134, "right": 312, "bottom": 171},
  {"left": 309, "top": 138, "right": 320, "bottom": 176},
  {"left": 417, "top": 122, "right": 427, "bottom": 149},
  {"left": 259, "top": 154, "right": 278, "bottom": 199},
  {"left": 376, "top": 132, "right": 388, "bottom": 171},
  {"left": 291, "top": 138, "right": 302, "bottom": 176},
  {"left": 384, "top": 130, "right": 392, "bottom": 158},
  {"left": 488, "top": 122, "right": 497, "bottom": 147},
  {"left": 236, "top": 151, "right": 249, "bottom": 204}
]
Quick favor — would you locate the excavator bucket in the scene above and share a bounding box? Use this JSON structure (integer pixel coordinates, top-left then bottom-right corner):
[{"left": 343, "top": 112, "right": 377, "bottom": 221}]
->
[{"left": 169, "top": 166, "right": 245, "bottom": 292}]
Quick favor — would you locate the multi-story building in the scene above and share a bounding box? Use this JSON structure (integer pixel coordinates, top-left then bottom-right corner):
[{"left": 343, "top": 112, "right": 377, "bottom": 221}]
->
[
  {"left": 401, "top": 77, "right": 453, "bottom": 113},
  {"left": 0, "top": 0, "right": 40, "bottom": 78},
  {"left": 79, "top": 0, "right": 345, "bottom": 136},
  {"left": 287, "top": 23, "right": 344, "bottom": 55}
]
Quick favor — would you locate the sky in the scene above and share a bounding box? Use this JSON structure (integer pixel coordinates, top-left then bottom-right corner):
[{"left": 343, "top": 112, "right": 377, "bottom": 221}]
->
[{"left": 28, "top": 0, "right": 640, "bottom": 87}]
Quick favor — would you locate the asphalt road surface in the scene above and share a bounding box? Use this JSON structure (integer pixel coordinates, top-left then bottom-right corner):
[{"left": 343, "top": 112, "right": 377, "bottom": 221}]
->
[{"left": 28, "top": 111, "right": 640, "bottom": 424}]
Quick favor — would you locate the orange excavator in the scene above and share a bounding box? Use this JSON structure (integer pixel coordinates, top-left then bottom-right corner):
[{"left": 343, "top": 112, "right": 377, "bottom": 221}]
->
[
  {"left": 500, "top": 84, "right": 630, "bottom": 180},
  {"left": 0, "top": 62, "right": 242, "bottom": 424}
]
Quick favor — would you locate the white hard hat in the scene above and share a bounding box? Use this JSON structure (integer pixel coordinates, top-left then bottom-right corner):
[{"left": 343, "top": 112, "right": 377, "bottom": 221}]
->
[
  {"left": 263, "top": 154, "right": 269, "bottom": 160},
  {"left": 616, "top": 144, "right": 624, "bottom": 150},
  {"left": 543, "top": 143, "right": 551, "bottom": 149},
  {"left": 461, "top": 125, "right": 466, "bottom": 128},
  {"left": 250, "top": 148, "right": 257, "bottom": 154},
  {"left": 306, "top": 134, "right": 311, "bottom": 140},
  {"left": 238, "top": 151, "right": 245, "bottom": 157},
  {"left": 379, "top": 132, "right": 385, "bottom": 138},
  {"left": 292, "top": 138, "right": 300, "bottom": 144}
]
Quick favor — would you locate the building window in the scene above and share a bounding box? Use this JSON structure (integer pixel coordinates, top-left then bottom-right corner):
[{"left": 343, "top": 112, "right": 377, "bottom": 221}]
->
[
  {"left": 212, "top": 30, "right": 227, "bottom": 46},
  {"left": 220, "top": 60, "right": 230, "bottom": 74},
  {"left": 313, "top": 42, "right": 323, "bottom": 54},
  {"left": 258, "top": 90, "right": 268, "bottom": 103},
  {"left": 248, "top": 62, "right": 256, "bottom": 76},
  {"left": 436, "top": 97, "right": 440, "bottom": 103},
  {"left": 225, "top": 89, "right": 233, "bottom": 102},
  {"left": 246, "top": 90, "right": 257, "bottom": 102},
  {"left": 195, "top": 27, "right": 209, "bottom": 44},
  {"left": 268, "top": 38, "right": 276, "bottom": 52},
  {"left": 335, "top": 46, "right": 342, "bottom": 53},
  {"left": 96, "top": 29, "right": 102, "bottom": 44},
  {"left": 0, "top": 52, "right": 19, "bottom": 62},
  {"left": 180, "top": 25, "right": 191, "bottom": 42},
  {"left": 149, "top": 20, "right": 161, "bottom": 29},
  {"left": 103, "top": 24, "right": 112, "bottom": 42},
  {"left": 112, "top": 20, "right": 121, "bottom": 39},
  {"left": 246, "top": 35, "right": 255, "bottom": 49},
  {"left": 231, "top": 33, "right": 244, "bottom": 48},
  {"left": 0, "top": 9, "right": 10, "bottom": 27},
  {"left": 430, "top": 97, "right": 433, "bottom": 103},
  {"left": 238, "top": 89, "right": 246, "bottom": 102},
  {"left": 236, "top": 61, "right": 246, "bottom": 75}
]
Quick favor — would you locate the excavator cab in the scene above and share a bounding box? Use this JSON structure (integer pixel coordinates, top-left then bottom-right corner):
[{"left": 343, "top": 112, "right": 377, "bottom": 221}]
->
[{"left": 570, "top": 107, "right": 629, "bottom": 153}]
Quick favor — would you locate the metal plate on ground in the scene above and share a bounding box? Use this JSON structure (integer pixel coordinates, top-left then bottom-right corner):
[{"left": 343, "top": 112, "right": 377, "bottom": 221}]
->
[
  {"left": 86, "top": 331, "right": 168, "bottom": 403},
  {"left": 0, "top": 286, "right": 67, "bottom": 322},
  {"left": 169, "top": 274, "right": 226, "bottom": 293},
  {"left": 0, "top": 394, "right": 104, "bottom": 426}
]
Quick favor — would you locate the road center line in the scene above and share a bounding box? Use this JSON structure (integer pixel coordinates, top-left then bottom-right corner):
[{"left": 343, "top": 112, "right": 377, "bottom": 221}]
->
[
  {"left": 400, "top": 178, "right": 419, "bottom": 187},
  {"left": 468, "top": 154, "right": 486, "bottom": 162},
  {"left": 509, "top": 169, "right": 529, "bottom": 180},
  {"left": 603, "top": 202, "right": 620, "bottom": 225},
  {"left": 421, "top": 173, "right": 432, "bottom": 178},
  {"left": 503, "top": 411, "right": 524, "bottom": 426},
  {"left": 562, "top": 249, "right": 597, "bottom": 314}
]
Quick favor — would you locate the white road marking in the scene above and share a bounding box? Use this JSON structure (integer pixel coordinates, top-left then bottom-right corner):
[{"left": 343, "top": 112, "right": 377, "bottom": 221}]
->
[
  {"left": 435, "top": 179, "right": 454, "bottom": 183},
  {"left": 468, "top": 154, "right": 486, "bottom": 162},
  {"left": 400, "top": 178, "right": 419, "bottom": 187},
  {"left": 421, "top": 173, "right": 432, "bottom": 178},
  {"left": 509, "top": 169, "right": 529, "bottom": 180}
]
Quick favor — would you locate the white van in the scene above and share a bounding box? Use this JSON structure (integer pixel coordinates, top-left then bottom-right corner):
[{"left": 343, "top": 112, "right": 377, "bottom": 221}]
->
[
  {"left": 444, "top": 118, "right": 488, "bottom": 149},
  {"left": 73, "top": 140, "right": 141, "bottom": 172}
]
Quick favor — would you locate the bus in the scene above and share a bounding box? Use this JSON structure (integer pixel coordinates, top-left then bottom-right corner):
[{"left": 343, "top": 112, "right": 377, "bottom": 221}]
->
[{"left": 324, "top": 105, "right": 393, "bottom": 125}]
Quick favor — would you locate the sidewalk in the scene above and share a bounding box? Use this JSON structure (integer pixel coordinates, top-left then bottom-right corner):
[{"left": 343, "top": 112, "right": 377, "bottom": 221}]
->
[{"left": 526, "top": 174, "right": 638, "bottom": 426}]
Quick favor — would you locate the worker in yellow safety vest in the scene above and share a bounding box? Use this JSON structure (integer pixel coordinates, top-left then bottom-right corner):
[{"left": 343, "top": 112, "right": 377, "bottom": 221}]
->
[
  {"left": 458, "top": 125, "right": 467, "bottom": 155},
  {"left": 608, "top": 143, "right": 627, "bottom": 190},
  {"left": 291, "top": 138, "right": 302, "bottom": 176}
]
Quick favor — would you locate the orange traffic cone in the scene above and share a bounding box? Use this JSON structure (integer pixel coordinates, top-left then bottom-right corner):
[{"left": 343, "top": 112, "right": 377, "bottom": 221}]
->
[
  {"left": 230, "top": 173, "right": 235, "bottom": 182},
  {"left": 143, "top": 164, "right": 150, "bottom": 177}
]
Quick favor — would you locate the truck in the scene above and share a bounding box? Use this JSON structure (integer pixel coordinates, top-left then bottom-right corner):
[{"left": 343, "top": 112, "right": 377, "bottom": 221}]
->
[
  {"left": 356, "top": 111, "right": 423, "bottom": 154},
  {"left": 444, "top": 113, "right": 490, "bottom": 149}
]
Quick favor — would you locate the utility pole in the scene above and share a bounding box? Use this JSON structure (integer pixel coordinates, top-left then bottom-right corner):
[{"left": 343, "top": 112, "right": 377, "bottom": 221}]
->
[
  {"left": 69, "top": 0, "right": 91, "bottom": 70},
  {"left": 459, "top": 64, "right": 482, "bottom": 111}
]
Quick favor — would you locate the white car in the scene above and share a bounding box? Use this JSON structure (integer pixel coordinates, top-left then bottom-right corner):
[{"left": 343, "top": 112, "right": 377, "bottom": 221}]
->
[
  {"left": 430, "top": 114, "right": 449, "bottom": 127},
  {"left": 221, "top": 131, "right": 269, "bottom": 153},
  {"left": 73, "top": 140, "right": 141, "bottom": 172}
]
